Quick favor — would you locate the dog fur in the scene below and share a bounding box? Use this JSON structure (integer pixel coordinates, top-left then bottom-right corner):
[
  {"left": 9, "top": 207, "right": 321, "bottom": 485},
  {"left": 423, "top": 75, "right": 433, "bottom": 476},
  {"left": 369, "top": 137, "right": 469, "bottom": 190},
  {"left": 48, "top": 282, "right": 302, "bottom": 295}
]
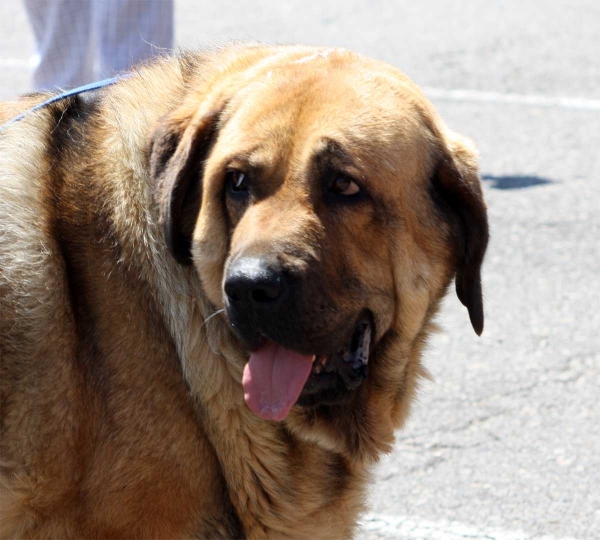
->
[{"left": 0, "top": 44, "right": 488, "bottom": 539}]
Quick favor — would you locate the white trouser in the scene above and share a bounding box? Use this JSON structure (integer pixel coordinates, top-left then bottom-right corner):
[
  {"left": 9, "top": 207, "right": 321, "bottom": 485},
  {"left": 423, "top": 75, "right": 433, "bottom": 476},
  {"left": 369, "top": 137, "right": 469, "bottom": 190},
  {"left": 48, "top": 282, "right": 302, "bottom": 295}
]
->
[{"left": 23, "top": 0, "right": 174, "bottom": 90}]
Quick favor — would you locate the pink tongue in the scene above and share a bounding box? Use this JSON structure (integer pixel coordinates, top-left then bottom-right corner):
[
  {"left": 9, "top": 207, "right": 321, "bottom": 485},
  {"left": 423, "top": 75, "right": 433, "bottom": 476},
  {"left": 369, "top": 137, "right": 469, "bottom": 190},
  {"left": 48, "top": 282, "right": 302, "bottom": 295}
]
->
[{"left": 242, "top": 340, "right": 314, "bottom": 421}]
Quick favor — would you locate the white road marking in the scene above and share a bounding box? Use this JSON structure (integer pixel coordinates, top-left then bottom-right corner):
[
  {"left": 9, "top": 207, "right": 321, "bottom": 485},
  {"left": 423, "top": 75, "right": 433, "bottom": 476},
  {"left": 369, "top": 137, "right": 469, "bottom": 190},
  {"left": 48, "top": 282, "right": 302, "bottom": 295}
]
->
[
  {"left": 360, "top": 513, "right": 578, "bottom": 540},
  {"left": 423, "top": 87, "right": 600, "bottom": 111}
]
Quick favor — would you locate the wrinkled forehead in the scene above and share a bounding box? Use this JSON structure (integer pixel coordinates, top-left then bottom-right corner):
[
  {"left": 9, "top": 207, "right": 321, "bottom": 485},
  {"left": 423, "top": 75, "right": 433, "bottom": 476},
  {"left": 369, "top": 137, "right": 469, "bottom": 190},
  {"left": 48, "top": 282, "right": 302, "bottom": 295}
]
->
[{"left": 214, "top": 53, "right": 437, "bottom": 180}]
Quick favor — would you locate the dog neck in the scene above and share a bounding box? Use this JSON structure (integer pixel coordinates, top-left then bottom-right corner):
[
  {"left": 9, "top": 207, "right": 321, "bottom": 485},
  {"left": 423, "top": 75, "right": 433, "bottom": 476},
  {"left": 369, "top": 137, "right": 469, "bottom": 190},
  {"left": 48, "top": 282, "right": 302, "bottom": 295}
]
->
[{"left": 179, "top": 318, "right": 368, "bottom": 539}]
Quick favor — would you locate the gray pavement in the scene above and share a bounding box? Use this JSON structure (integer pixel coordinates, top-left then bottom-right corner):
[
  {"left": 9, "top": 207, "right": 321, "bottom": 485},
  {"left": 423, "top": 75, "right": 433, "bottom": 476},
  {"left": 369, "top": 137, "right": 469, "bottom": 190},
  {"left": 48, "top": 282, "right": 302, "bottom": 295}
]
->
[{"left": 1, "top": 1, "right": 598, "bottom": 538}]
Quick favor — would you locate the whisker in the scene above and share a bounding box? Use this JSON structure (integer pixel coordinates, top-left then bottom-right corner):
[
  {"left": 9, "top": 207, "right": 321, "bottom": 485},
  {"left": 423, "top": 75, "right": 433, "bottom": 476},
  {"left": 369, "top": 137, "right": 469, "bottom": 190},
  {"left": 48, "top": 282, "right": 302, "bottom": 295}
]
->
[{"left": 202, "top": 308, "right": 226, "bottom": 328}]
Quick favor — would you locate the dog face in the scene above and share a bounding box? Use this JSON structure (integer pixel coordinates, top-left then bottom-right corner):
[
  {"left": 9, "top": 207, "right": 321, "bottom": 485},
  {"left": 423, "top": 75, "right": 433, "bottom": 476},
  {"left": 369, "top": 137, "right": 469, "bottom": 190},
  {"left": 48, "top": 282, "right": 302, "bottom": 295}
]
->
[{"left": 151, "top": 47, "right": 488, "bottom": 429}]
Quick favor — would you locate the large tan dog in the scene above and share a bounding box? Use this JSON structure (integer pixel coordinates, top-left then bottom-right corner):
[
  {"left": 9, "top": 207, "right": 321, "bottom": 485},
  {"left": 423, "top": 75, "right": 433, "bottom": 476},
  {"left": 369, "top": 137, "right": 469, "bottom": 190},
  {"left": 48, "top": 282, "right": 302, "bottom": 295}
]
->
[{"left": 0, "top": 44, "right": 488, "bottom": 538}]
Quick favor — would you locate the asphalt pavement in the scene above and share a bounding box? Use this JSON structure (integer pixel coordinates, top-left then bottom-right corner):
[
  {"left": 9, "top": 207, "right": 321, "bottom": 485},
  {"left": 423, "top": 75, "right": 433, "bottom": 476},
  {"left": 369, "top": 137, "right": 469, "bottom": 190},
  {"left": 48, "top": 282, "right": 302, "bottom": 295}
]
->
[{"left": 1, "top": 1, "right": 598, "bottom": 538}]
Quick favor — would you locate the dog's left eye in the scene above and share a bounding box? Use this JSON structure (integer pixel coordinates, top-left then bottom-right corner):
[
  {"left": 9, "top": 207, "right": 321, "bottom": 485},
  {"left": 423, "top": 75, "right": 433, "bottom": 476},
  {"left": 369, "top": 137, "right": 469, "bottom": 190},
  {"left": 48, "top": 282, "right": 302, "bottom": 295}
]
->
[
  {"left": 226, "top": 170, "right": 249, "bottom": 193},
  {"left": 329, "top": 175, "right": 361, "bottom": 196}
]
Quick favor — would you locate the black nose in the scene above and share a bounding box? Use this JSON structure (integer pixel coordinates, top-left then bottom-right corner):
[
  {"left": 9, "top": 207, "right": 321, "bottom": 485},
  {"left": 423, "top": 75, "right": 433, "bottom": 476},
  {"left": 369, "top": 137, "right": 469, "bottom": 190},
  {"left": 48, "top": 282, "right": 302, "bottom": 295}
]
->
[{"left": 224, "top": 257, "right": 288, "bottom": 307}]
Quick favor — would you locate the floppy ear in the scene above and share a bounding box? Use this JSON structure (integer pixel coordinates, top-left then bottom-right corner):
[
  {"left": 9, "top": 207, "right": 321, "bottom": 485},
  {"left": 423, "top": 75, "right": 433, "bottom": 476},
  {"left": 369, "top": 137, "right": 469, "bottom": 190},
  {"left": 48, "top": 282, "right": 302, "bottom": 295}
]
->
[
  {"left": 149, "top": 108, "right": 221, "bottom": 265},
  {"left": 433, "top": 134, "right": 489, "bottom": 335}
]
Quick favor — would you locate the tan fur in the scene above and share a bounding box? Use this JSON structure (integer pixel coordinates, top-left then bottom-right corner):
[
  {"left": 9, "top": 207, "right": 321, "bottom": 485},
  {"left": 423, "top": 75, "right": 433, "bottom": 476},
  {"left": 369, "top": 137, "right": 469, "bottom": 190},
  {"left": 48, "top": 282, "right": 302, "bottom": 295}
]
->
[{"left": 0, "top": 44, "right": 487, "bottom": 539}]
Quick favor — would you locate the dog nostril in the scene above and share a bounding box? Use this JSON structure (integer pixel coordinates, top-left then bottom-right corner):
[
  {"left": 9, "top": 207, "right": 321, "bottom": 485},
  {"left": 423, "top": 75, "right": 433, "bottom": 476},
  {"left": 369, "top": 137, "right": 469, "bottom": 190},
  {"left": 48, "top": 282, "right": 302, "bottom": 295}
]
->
[{"left": 250, "top": 278, "right": 282, "bottom": 303}]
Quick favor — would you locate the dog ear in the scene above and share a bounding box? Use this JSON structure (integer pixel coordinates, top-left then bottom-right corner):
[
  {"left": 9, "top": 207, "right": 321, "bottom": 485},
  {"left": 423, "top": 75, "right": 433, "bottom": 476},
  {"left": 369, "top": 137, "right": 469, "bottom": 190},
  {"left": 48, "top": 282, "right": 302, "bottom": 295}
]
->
[
  {"left": 149, "top": 108, "right": 221, "bottom": 265},
  {"left": 433, "top": 134, "right": 489, "bottom": 335}
]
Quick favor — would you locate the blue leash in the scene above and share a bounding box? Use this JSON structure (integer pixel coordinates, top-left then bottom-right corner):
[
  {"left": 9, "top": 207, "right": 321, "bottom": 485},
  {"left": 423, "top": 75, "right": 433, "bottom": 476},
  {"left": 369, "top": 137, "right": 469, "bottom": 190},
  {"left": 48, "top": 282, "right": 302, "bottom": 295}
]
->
[{"left": 0, "top": 76, "right": 125, "bottom": 133}]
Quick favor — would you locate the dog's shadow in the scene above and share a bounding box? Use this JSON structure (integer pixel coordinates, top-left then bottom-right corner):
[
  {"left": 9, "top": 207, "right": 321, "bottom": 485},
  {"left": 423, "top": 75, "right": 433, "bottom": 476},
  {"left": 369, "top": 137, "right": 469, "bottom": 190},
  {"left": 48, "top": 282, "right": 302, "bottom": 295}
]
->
[{"left": 482, "top": 174, "right": 554, "bottom": 190}]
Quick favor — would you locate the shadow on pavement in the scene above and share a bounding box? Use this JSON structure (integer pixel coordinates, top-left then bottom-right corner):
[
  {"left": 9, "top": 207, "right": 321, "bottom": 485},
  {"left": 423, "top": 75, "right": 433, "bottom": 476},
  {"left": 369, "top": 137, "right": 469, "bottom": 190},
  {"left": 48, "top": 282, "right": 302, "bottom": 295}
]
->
[{"left": 482, "top": 174, "right": 554, "bottom": 190}]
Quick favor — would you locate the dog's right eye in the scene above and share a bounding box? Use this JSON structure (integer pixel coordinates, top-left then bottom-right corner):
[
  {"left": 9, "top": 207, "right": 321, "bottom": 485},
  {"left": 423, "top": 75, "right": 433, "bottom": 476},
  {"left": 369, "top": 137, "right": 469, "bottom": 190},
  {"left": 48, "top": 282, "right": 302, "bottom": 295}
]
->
[
  {"left": 226, "top": 170, "right": 249, "bottom": 194},
  {"left": 329, "top": 175, "right": 360, "bottom": 196}
]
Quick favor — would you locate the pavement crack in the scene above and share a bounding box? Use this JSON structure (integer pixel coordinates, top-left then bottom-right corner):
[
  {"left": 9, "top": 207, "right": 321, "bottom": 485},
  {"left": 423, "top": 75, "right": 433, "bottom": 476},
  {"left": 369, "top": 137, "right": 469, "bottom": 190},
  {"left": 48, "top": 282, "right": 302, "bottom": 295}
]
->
[
  {"left": 444, "top": 410, "right": 509, "bottom": 433},
  {"left": 394, "top": 412, "right": 507, "bottom": 449}
]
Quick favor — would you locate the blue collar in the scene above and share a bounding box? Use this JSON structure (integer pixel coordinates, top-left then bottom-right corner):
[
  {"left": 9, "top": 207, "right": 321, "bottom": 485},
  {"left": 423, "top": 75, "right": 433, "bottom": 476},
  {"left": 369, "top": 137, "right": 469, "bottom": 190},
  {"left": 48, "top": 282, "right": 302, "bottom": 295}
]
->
[{"left": 0, "top": 76, "right": 125, "bottom": 133}]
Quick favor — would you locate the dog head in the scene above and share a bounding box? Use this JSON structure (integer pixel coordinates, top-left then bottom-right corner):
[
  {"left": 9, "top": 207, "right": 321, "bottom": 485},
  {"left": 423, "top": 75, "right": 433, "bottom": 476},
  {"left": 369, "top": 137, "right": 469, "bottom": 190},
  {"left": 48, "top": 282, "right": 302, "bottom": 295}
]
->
[{"left": 150, "top": 46, "right": 488, "bottom": 458}]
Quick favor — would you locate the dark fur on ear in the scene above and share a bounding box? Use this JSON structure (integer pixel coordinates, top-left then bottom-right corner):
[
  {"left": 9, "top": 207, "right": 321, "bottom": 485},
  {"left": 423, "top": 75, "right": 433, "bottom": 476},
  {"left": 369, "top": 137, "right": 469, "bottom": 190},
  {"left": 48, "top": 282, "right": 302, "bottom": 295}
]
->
[
  {"left": 149, "top": 110, "right": 221, "bottom": 265},
  {"left": 432, "top": 136, "right": 489, "bottom": 335}
]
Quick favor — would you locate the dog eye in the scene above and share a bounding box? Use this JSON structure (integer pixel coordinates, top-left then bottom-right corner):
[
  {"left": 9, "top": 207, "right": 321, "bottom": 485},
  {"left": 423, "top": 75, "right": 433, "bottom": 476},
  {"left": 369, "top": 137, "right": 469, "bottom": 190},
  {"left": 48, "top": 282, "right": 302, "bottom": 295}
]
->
[
  {"left": 329, "top": 175, "right": 360, "bottom": 196},
  {"left": 226, "top": 170, "right": 249, "bottom": 193}
]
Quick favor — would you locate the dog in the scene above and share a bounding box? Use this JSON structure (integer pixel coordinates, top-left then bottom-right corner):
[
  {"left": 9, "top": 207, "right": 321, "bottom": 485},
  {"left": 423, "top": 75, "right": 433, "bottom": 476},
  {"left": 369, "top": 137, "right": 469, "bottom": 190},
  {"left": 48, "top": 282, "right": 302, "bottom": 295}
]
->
[{"left": 0, "top": 44, "right": 488, "bottom": 539}]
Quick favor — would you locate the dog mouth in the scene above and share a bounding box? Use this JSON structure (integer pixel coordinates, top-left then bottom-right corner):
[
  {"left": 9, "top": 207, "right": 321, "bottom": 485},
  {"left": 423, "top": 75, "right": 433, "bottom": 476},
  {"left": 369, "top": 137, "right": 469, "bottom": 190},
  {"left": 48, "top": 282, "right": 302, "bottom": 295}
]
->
[{"left": 242, "top": 315, "right": 373, "bottom": 421}]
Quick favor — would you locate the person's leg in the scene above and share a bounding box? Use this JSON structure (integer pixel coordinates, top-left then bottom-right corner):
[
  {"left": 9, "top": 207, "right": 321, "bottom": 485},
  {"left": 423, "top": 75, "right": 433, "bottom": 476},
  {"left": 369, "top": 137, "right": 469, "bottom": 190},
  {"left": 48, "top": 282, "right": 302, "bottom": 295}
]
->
[
  {"left": 23, "top": 0, "right": 94, "bottom": 90},
  {"left": 94, "top": 0, "right": 173, "bottom": 77}
]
